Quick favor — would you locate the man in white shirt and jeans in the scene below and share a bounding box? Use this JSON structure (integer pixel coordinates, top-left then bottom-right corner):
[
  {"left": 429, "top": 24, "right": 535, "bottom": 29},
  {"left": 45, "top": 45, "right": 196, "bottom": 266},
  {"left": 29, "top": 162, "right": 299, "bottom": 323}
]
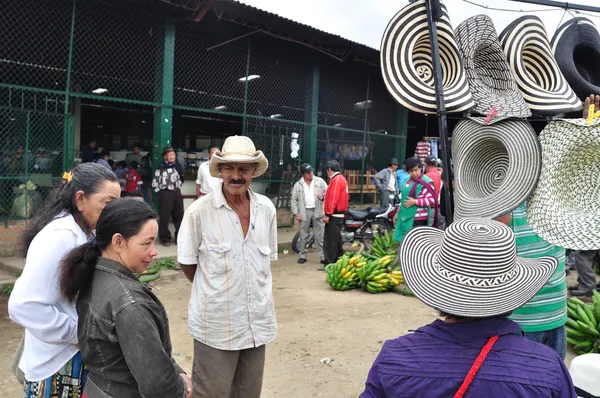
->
[
  {"left": 291, "top": 163, "right": 328, "bottom": 264},
  {"left": 178, "top": 136, "right": 277, "bottom": 398},
  {"left": 195, "top": 145, "right": 221, "bottom": 198}
]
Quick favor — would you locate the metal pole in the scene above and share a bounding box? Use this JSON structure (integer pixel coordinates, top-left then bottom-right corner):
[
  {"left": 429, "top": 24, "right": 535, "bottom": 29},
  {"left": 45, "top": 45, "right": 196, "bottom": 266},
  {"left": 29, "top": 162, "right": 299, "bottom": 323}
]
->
[
  {"left": 64, "top": 0, "right": 77, "bottom": 170},
  {"left": 508, "top": 0, "right": 600, "bottom": 13},
  {"left": 360, "top": 76, "right": 370, "bottom": 205},
  {"left": 425, "top": 0, "right": 453, "bottom": 224},
  {"left": 242, "top": 40, "right": 251, "bottom": 135}
]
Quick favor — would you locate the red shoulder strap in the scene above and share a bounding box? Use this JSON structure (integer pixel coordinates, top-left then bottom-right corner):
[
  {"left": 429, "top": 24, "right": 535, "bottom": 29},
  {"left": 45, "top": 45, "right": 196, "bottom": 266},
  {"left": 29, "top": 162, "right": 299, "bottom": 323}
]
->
[{"left": 454, "top": 335, "right": 499, "bottom": 398}]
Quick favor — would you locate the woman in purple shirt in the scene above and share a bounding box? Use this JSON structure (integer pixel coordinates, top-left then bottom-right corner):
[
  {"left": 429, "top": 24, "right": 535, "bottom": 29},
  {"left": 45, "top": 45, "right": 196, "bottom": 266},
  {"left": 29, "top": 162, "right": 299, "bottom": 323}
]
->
[{"left": 361, "top": 218, "right": 577, "bottom": 398}]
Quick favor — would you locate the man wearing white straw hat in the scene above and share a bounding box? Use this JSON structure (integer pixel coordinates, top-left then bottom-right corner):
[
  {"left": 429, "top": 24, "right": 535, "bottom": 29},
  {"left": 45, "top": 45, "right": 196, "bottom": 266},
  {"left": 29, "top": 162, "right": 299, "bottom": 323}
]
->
[
  {"left": 177, "top": 136, "right": 277, "bottom": 398},
  {"left": 361, "top": 218, "right": 576, "bottom": 397}
]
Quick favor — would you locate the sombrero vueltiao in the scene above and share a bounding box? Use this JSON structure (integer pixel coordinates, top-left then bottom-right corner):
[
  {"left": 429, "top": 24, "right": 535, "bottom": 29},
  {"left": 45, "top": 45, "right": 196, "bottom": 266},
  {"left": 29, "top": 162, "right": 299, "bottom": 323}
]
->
[
  {"left": 209, "top": 135, "right": 269, "bottom": 178},
  {"left": 400, "top": 218, "right": 557, "bottom": 318},
  {"left": 498, "top": 16, "right": 582, "bottom": 114},
  {"left": 527, "top": 119, "right": 600, "bottom": 250},
  {"left": 380, "top": 0, "right": 474, "bottom": 114},
  {"left": 452, "top": 117, "right": 541, "bottom": 220},
  {"left": 551, "top": 17, "right": 600, "bottom": 100},
  {"left": 454, "top": 15, "right": 531, "bottom": 118}
]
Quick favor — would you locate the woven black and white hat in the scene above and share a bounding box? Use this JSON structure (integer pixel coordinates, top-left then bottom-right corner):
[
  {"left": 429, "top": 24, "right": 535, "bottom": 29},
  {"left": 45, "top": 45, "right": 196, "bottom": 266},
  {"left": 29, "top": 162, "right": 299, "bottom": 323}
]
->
[
  {"left": 527, "top": 119, "right": 600, "bottom": 250},
  {"left": 380, "top": 0, "right": 474, "bottom": 114},
  {"left": 400, "top": 218, "right": 558, "bottom": 318},
  {"left": 551, "top": 18, "right": 600, "bottom": 100},
  {"left": 498, "top": 16, "right": 582, "bottom": 115},
  {"left": 452, "top": 117, "right": 541, "bottom": 220},
  {"left": 454, "top": 15, "right": 531, "bottom": 118}
]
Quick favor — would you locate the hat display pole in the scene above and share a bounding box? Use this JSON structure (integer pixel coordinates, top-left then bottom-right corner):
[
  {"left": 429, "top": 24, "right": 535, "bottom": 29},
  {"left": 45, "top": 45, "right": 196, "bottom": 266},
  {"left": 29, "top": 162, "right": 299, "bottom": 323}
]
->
[{"left": 425, "top": 0, "right": 454, "bottom": 224}]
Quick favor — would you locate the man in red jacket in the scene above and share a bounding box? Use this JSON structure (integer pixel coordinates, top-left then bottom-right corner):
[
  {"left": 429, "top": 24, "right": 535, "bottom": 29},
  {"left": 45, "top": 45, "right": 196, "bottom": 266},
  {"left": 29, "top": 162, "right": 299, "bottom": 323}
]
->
[{"left": 322, "top": 160, "right": 349, "bottom": 267}]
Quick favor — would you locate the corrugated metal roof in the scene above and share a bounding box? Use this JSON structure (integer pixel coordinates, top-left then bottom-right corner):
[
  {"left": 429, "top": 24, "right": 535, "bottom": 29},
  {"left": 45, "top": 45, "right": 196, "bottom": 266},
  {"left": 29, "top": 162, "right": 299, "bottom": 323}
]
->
[
  {"left": 211, "top": 0, "right": 379, "bottom": 63},
  {"left": 230, "top": 0, "right": 377, "bottom": 51}
]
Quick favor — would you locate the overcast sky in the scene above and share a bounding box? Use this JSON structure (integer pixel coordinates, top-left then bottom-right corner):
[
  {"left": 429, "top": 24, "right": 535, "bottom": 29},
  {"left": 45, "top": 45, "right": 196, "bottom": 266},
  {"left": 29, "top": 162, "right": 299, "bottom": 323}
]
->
[{"left": 238, "top": 0, "right": 600, "bottom": 49}]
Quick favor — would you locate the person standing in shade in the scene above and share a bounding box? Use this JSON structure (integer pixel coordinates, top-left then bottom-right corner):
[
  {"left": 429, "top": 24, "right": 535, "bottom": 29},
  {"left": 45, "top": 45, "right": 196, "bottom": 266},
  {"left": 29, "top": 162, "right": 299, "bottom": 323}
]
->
[
  {"left": 393, "top": 156, "right": 437, "bottom": 244},
  {"left": 152, "top": 146, "right": 184, "bottom": 247},
  {"left": 373, "top": 158, "right": 399, "bottom": 208},
  {"left": 139, "top": 151, "right": 153, "bottom": 205},
  {"left": 322, "top": 160, "right": 349, "bottom": 266},
  {"left": 424, "top": 155, "right": 442, "bottom": 229},
  {"left": 569, "top": 250, "right": 598, "bottom": 297},
  {"left": 395, "top": 161, "right": 410, "bottom": 191},
  {"left": 81, "top": 140, "right": 97, "bottom": 163},
  {"left": 95, "top": 150, "right": 111, "bottom": 170},
  {"left": 125, "top": 143, "right": 143, "bottom": 165},
  {"left": 291, "top": 163, "right": 328, "bottom": 264},
  {"left": 177, "top": 136, "right": 277, "bottom": 398},
  {"left": 195, "top": 145, "right": 221, "bottom": 198}
]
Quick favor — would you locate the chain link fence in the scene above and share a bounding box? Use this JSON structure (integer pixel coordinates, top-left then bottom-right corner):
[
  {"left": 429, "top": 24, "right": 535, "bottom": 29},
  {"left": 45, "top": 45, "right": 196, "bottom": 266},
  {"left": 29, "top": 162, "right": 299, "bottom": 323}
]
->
[{"left": 0, "top": 0, "right": 408, "bottom": 245}]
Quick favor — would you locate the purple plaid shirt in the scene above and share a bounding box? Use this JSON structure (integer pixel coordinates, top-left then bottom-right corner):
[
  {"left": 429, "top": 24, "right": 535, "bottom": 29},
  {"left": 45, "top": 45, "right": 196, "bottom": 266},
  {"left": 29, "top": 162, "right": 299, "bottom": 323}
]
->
[{"left": 361, "top": 317, "right": 576, "bottom": 397}]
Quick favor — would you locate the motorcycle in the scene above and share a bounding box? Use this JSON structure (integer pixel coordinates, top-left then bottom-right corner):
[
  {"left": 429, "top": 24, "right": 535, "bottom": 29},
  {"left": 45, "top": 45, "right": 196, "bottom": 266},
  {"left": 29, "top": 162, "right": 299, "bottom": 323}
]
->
[{"left": 292, "top": 195, "right": 399, "bottom": 254}]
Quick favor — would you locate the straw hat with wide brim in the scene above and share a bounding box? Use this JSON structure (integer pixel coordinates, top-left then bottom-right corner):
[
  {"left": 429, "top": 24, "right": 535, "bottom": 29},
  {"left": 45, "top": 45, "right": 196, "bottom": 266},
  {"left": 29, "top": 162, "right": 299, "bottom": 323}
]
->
[
  {"left": 209, "top": 135, "right": 269, "bottom": 178},
  {"left": 551, "top": 17, "right": 600, "bottom": 100},
  {"left": 400, "top": 218, "right": 558, "bottom": 318},
  {"left": 452, "top": 117, "right": 541, "bottom": 220},
  {"left": 527, "top": 119, "right": 600, "bottom": 250},
  {"left": 380, "top": 0, "right": 474, "bottom": 114},
  {"left": 498, "top": 16, "right": 582, "bottom": 114},
  {"left": 454, "top": 15, "right": 531, "bottom": 118}
]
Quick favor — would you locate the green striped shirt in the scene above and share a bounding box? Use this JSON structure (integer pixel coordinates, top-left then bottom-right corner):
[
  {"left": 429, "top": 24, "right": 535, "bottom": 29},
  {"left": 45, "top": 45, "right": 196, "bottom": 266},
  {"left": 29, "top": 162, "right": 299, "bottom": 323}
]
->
[{"left": 509, "top": 202, "right": 567, "bottom": 332}]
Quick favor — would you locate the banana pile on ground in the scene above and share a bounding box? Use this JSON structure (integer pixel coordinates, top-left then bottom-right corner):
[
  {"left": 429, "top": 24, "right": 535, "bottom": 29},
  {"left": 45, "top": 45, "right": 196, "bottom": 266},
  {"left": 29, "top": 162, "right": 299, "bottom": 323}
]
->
[
  {"left": 566, "top": 292, "right": 600, "bottom": 355},
  {"left": 370, "top": 231, "right": 398, "bottom": 258},
  {"left": 357, "top": 255, "right": 404, "bottom": 294},
  {"left": 325, "top": 253, "right": 363, "bottom": 291}
]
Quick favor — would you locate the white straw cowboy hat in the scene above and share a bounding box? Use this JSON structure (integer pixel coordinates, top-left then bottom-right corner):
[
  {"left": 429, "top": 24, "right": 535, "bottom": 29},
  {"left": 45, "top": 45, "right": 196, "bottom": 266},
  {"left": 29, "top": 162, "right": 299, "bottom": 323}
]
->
[
  {"left": 209, "top": 135, "right": 268, "bottom": 178},
  {"left": 527, "top": 119, "right": 600, "bottom": 250},
  {"left": 454, "top": 15, "right": 531, "bottom": 118},
  {"left": 498, "top": 16, "right": 582, "bottom": 115},
  {"left": 400, "top": 218, "right": 558, "bottom": 318},
  {"left": 452, "top": 117, "right": 542, "bottom": 220},
  {"left": 380, "top": 0, "right": 474, "bottom": 114},
  {"left": 551, "top": 17, "right": 600, "bottom": 100}
]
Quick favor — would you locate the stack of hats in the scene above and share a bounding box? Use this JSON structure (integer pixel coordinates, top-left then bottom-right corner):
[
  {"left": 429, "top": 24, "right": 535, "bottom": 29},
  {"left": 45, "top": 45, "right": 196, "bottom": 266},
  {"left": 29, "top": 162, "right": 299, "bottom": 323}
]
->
[{"left": 380, "top": 3, "right": 600, "bottom": 249}]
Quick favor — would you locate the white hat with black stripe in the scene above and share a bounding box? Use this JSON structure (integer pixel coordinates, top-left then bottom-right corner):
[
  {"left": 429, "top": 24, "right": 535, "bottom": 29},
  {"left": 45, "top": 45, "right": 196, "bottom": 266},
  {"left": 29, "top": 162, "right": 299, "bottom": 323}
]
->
[{"left": 399, "top": 218, "right": 558, "bottom": 318}]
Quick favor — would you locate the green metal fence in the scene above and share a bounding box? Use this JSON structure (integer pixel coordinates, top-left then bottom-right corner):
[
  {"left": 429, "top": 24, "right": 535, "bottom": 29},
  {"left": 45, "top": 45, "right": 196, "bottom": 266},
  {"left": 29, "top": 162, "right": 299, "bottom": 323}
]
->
[{"left": 0, "top": 0, "right": 408, "bottom": 254}]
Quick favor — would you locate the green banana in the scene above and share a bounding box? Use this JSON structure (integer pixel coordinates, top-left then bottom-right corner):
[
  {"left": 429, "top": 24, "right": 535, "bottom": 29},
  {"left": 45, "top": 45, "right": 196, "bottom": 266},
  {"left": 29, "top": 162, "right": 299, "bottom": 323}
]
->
[
  {"left": 577, "top": 321, "right": 600, "bottom": 337},
  {"left": 566, "top": 326, "right": 587, "bottom": 338},
  {"left": 577, "top": 306, "right": 592, "bottom": 327}
]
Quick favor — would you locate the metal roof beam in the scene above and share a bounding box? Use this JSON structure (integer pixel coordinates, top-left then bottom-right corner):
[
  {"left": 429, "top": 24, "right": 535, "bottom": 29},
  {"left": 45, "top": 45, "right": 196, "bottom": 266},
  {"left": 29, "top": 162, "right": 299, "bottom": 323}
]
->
[{"left": 507, "top": 0, "right": 600, "bottom": 13}]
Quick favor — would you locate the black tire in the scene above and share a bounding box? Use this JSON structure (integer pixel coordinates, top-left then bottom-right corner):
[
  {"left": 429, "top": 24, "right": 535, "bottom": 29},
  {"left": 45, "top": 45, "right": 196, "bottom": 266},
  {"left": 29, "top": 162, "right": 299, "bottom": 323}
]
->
[
  {"left": 291, "top": 229, "right": 315, "bottom": 254},
  {"left": 362, "top": 220, "right": 394, "bottom": 250},
  {"left": 292, "top": 231, "right": 301, "bottom": 253}
]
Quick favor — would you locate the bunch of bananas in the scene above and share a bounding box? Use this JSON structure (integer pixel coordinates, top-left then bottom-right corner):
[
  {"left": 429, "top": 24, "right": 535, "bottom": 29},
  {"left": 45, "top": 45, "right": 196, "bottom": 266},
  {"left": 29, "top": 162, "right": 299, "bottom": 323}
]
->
[
  {"left": 370, "top": 231, "right": 398, "bottom": 258},
  {"left": 389, "top": 265, "right": 404, "bottom": 286},
  {"left": 566, "top": 293, "right": 600, "bottom": 355},
  {"left": 357, "top": 255, "right": 397, "bottom": 294},
  {"left": 325, "top": 253, "right": 363, "bottom": 291}
]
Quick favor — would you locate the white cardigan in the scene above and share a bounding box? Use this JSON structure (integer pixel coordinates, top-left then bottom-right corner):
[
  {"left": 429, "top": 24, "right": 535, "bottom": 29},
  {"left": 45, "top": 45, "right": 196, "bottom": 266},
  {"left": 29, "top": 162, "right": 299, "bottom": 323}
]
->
[{"left": 8, "top": 213, "right": 88, "bottom": 381}]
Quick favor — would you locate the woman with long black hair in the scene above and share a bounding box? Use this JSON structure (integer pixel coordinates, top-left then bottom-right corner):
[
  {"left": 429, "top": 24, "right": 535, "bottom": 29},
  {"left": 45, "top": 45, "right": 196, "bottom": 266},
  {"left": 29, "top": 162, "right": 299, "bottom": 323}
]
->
[
  {"left": 60, "top": 198, "right": 191, "bottom": 398},
  {"left": 9, "top": 163, "right": 120, "bottom": 398}
]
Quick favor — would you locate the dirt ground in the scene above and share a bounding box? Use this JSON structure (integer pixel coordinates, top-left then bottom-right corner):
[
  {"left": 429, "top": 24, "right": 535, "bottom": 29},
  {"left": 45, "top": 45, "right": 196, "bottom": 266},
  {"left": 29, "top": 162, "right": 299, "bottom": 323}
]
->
[{"left": 0, "top": 253, "right": 579, "bottom": 398}]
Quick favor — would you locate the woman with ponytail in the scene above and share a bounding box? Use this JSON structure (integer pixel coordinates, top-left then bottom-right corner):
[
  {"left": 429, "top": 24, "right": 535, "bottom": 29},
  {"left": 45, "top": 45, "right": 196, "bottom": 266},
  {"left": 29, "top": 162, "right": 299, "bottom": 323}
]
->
[
  {"left": 8, "top": 163, "right": 120, "bottom": 398},
  {"left": 60, "top": 198, "right": 191, "bottom": 398}
]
